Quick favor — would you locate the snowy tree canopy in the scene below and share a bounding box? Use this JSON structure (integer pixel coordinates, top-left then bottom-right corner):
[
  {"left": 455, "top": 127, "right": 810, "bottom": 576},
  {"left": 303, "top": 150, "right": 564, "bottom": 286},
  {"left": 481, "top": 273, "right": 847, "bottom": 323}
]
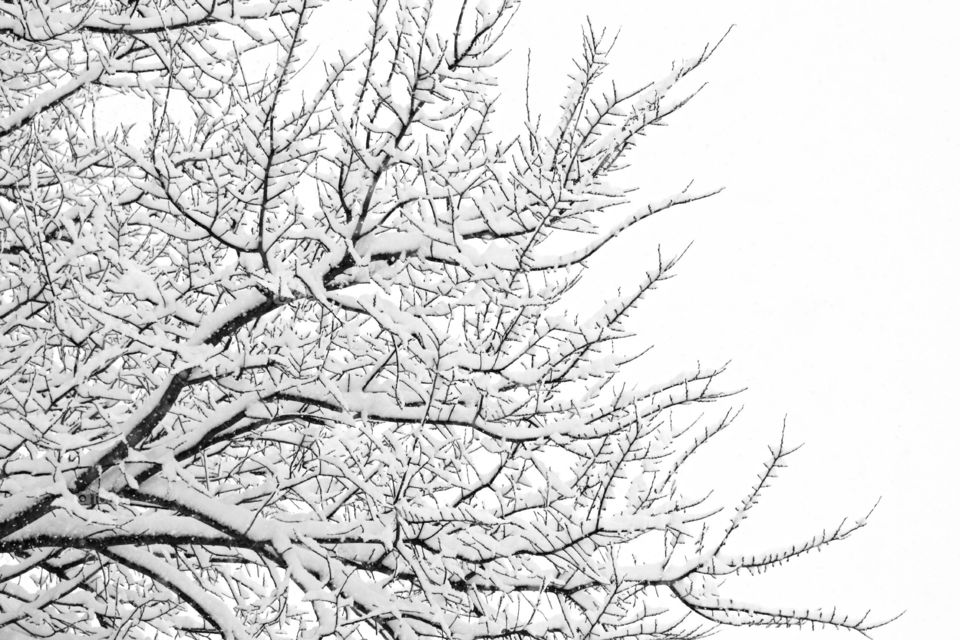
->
[{"left": 0, "top": 1, "right": 894, "bottom": 638}]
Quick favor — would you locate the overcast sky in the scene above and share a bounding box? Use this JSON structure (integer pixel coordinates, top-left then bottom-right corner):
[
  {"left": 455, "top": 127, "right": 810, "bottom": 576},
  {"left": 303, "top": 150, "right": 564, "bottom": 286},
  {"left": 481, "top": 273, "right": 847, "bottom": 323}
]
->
[
  {"left": 79, "top": 0, "right": 959, "bottom": 635},
  {"left": 5, "top": 1, "right": 953, "bottom": 637},
  {"left": 274, "top": 0, "right": 954, "bottom": 634},
  {"left": 497, "top": 1, "right": 957, "bottom": 638}
]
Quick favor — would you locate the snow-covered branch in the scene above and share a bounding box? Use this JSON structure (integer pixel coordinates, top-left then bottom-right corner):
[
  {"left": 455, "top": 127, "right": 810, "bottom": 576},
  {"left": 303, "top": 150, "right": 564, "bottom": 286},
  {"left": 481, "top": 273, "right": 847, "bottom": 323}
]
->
[{"left": 0, "top": 2, "right": 889, "bottom": 639}]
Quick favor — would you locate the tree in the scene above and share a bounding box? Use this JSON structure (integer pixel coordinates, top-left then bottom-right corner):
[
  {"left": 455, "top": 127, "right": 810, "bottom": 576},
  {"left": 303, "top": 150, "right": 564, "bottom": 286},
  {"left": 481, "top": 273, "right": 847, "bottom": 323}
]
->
[{"left": 0, "top": 1, "right": 892, "bottom": 638}]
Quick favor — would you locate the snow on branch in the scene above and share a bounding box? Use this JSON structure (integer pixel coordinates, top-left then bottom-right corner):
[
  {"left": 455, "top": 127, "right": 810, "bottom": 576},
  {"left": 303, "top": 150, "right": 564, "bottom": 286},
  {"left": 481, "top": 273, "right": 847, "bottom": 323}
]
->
[{"left": 0, "top": 2, "right": 891, "bottom": 639}]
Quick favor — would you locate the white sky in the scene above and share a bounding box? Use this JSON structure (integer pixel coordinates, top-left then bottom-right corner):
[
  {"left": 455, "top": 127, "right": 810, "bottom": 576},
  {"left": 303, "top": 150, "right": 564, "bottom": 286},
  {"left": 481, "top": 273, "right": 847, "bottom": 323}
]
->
[
  {"left": 98, "top": 0, "right": 954, "bottom": 635},
  {"left": 203, "top": 0, "right": 955, "bottom": 635},
  {"left": 495, "top": 1, "right": 957, "bottom": 638},
  {"left": 301, "top": 0, "right": 957, "bottom": 633}
]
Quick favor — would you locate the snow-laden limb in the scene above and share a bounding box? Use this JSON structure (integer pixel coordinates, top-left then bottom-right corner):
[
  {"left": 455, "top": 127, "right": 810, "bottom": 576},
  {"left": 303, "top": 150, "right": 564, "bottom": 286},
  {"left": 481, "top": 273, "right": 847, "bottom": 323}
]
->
[
  {"left": 0, "top": 0, "right": 311, "bottom": 140},
  {"left": 0, "top": 2, "right": 891, "bottom": 639},
  {"left": 668, "top": 579, "right": 902, "bottom": 637},
  {"left": 703, "top": 500, "right": 880, "bottom": 577},
  {"left": 0, "top": 62, "right": 105, "bottom": 137},
  {"left": 0, "top": 562, "right": 101, "bottom": 630},
  {"left": 104, "top": 545, "right": 252, "bottom": 640},
  {"left": 0, "top": 1, "right": 318, "bottom": 41}
]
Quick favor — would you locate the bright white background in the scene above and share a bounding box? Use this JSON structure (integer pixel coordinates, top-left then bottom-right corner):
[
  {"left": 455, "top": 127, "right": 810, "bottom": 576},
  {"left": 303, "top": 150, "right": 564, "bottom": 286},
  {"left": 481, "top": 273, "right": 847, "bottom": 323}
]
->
[
  {"left": 498, "top": 1, "right": 956, "bottom": 638},
  {"left": 285, "top": 0, "right": 954, "bottom": 635},
  {"left": 10, "top": 0, "right": 953, "bottom": 637}
]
